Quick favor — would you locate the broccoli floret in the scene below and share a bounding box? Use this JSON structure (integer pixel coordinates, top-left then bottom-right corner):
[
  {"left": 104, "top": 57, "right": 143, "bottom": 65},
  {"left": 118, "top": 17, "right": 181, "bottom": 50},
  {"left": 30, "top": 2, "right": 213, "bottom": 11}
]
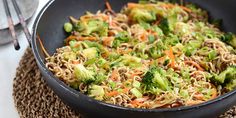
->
[
  {"left": 129, "top": 8, "right": 156, "bottom": 23},
  {"left": 221, "top": 32, "right": 236, "bottom": 48},
  {"left": 142, "top": 67, "right": 170, "bottom": 91},
  {"left": 88, "top": 85, "right": 105, "bottom": 100},
  {"left": 112, "top": 31, "right": 130, "bottom": 48},
  {"left": 74, "top": 64, "right": 95, "bottom": 84},
  {"left": 225, "top": 79, "right": 236, "bottom": 91},
  {"left": 78, "top": 19, "right": 108, "bottom": 36},
  {"left": 62, "top": 51, "right": 77, "bottom": 60},
  {"left": 130, "top": 88, "right": 143, "bottom": 98},
  {"left": 121, "top": 55, "right": 142, "bottom": 67},
  {"left": 82, "top": 47, "right": 98, "bottom": 59},
  {"left": 211, "top": 66, "right": 236, "bottom": 91},
  {"left": 159, "top": 18, "right": 170, "bottom": 35},
  {"left": 212, "top": 66, "right": 236, "bottom": 84},
  {"left": 94, "top": 73, "right": 107, "bottom": 84}
]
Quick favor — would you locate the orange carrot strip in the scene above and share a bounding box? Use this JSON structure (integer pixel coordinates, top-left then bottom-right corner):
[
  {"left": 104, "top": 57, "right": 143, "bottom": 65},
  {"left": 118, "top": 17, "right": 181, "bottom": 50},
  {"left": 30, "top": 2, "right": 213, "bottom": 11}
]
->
[
  {"left": 110, "top": 69, "right": 119, "bottom": 81},
  {"left": 193, "top": 93, "right": 204, "bottom": 101},
  {"left": 106, "top": 91, "right": 119, "bottom": 97},
  {"left": 184, "top": 61, "right": 204, "bottom": 71},
  {"left": 122, "top": 88, "right": 130, "bottom": 93},
  {"left": 105, "top": 0, "right": 112, "bottom": 11},
  {"left": 127, "top": 3, "right": 139, "bottom": 9},
  {"left": 37, "top": 34, "right": 50, "bottom": 57},
  {"left": 102, "top": 37, "right": 114, "bottom": 47},
  {"left": 140, "top": 32, "right": 148, "bottom": 42},
  {"left": 211, "top": 84, "right": 218, "bottom": 99},
  {"left": 157, "top": 56, "right": 166, "bottom": 63},
  {"left": 130, "top": 97, "right": 149, "bottom": 106},
  {"left": 66, "top": 35, "right": 97, "bottom": 43},
  {"left": 164, "top": 47, "right": 175, "bottom": 68},
  {"left": 180, "top": 6, "right": 192, "bottom": 12},
  {"left": 72, "top": 60, "right": 80, "bottom": 64}
]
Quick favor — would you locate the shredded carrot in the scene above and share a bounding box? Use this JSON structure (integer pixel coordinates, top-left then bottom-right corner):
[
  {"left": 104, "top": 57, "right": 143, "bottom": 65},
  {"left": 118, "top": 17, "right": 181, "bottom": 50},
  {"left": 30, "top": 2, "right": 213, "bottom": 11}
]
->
[
  {"left": 140, "top": 32, "right": 148, "bottom": 42},
  {"left": 165, "top": 47, "right": 175, "bottom": 68},
  {"left": 186, "top": 100, "right": 204, "bottom": 106},
  {"left": 130, "top": 97, "right": 149, "bottom": 106},
  {"left": 66, "top": 35, "right": 97, "bottom": 43},
  {"left": 193, "top": 93, "right": 204, "bottom": 101},
  {"left": 105, "top": 0, "right": 112, "bottom": 11},
  {"left": 37, "top": 34, "right": 50, "bottom": 57},
  {"left": 180, "top": 6, "right": 192, "bottom": 12},
  {"left": 157, "top": 56, "right": 166, "bottom": 63},
  {"left": 102, "top": 37, "right": 114, "bottom": 47},
  {"left": 106, "top": 91, "right": 119, "bottom": 97},
  {"left": 78, "top": 37, "right": 97, "bottom": 41},
  {"left": 122, "top": 87, "right": 130, "bottom": 93},
  {"left": 211, "top": 84, "right": 218, "bottom": 99},
  {"left": 72, "top": 60, "right": 80, "bottom": 64},
  {"left": 130, "top": 100, "right": 142, "bottom": 106},
  {"left": 184, "top": 60, "right": 204, "bottom": 71},
  {"left": 127, "top": 3, "right": 139, "bottom": 9},
  {"left": 110, "top": 69, "right": 119, "bottom": 81}
]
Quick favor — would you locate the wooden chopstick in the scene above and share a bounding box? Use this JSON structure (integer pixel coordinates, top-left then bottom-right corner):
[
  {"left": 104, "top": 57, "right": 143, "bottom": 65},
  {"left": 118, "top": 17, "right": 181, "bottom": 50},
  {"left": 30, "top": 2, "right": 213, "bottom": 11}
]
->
[
  {"left": 11, "top": 0, "right": 32, "bottom": 46},
  {"left": 3, "top": 0, "right": 20, "bottom": 50}
]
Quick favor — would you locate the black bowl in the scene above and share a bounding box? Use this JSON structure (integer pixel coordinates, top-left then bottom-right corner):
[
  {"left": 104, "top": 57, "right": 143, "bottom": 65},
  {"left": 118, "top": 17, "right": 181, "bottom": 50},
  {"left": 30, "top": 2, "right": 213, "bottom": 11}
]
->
[{"left": 32, "top": 0, "right": 236, "bottom": 117}]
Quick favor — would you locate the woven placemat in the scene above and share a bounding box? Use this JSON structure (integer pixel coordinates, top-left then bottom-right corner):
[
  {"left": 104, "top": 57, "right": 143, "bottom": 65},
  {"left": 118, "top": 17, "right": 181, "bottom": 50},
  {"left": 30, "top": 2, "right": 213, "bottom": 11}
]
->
[{"left": 12, "top": 47, "right": 236, "bottom": 118}]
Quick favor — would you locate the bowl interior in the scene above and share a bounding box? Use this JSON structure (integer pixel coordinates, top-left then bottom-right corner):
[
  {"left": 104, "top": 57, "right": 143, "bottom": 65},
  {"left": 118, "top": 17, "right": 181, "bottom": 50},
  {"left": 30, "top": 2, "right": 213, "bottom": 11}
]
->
[{"left": 33, "top": 0, "right": 236, "bottom": 112}]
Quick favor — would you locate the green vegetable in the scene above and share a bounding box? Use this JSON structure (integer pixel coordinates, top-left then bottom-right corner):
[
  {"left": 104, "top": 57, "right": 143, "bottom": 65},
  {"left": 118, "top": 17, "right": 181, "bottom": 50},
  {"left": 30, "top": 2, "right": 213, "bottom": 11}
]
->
[
  {"left": 148, "top": 35, "right": 155, "bottom": 43},
  {"left": 113, "top": 32, "right": 130, "bottom": 48},
  {"left": 63, "top": 52, "right": 76, "bottom": 60},
  {"left": 84, "top": 58, "right": 97, "bottom": 66},
  {"left": 159, "top": 18, "right": 170, "bottom": 35},
  {"left": 130, "top": 88, "right": 143, "bottom": 98},
  {"left": 133, "top": 80, "right": 141, "bottom": 88},
  {"left": 89, "top": 85, "right": 105, "bottom": 100},
  {"left": 211, "top": 19, "right": 222, "bottom": 28},
  {"left": 188, "top": 40, "right": 202, "bottom": 49},
  {"left": 163, "top": 33, "right": 180, "bottom": 46},
  {"left": 82, "top": 47, "right": 98, "bottom": 59},
  {"left": 184, "top": 45, "right": 195, "bottom": 57},
  {"left": 115, "top": 32, "right": 130, "bottom": 42},
  {"left": 221, "top": 32, "right": 236, "bottom": 48},
  {"left": 225, "top": 79, "right": 236, "bottom": 91},
  {"left": 94, "top": 73, "right": 107, "bottom": 84},
  {"left": 69, "top": 40, "right": 81, "bottom": 52},
  {"left": 149, "top": 47, "right": 162, "bottom": 59},
  {"left": 121, "top": 55, "right": 142, "bottom": 67},
  {"left": 78, "top": 19, "right": 108, "bottom": 36},
  {"left": 74, "top": 64, "right": 95, "bottom": 84},
  {"left": 129, "top": 8, "right": 156, "bottom": 23},
  {"left": 221, "top": 32, "right": 233, "bottom": 42},
  {"left": 64, "top": 22, "right": 73, "bottom": 33},
  {"left": 212, "top": 66, "right": 236, "bottom": 84},
  {"left": 142, "top": 67, "right": 170, "bottom": 91},
  {"left": 183, "top": 40, "right": 202, "bottom": 56},
  {"left": 208, "top": 50, "right": 217, "bottom": 61}
]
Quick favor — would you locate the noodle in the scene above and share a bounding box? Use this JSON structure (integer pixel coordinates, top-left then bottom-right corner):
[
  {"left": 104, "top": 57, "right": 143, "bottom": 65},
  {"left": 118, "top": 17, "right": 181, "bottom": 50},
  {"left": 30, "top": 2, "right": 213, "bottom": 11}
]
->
[{"left": 45, "top": 1, "right": 236, "bottom": 109}]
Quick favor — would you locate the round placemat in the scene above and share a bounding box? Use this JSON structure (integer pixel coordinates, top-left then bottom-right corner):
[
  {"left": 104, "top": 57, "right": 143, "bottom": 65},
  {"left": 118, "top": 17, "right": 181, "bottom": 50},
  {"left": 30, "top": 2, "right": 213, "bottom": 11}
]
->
[
  {"left": 13, "top": 47, "right": 236, "bottom": 118},
  {"left": 13, "top": 47, "right": 80, "bottom": 118}
]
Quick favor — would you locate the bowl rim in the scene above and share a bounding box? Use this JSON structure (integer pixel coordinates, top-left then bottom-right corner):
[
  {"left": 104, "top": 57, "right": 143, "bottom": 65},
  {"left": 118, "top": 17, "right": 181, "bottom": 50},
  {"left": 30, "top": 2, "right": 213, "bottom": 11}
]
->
[{"left": 32, "top": 0, "right": 236, "bottom": 113}]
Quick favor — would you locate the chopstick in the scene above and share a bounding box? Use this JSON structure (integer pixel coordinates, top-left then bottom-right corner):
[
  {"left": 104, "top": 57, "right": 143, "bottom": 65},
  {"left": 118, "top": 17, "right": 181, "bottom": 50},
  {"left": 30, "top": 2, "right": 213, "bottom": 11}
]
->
[
  {"left": 11, "top": 0, "right": 32, "bottom": 46},
  {"left": 3, "top": 0, "right": 20, "bottom": 50}
]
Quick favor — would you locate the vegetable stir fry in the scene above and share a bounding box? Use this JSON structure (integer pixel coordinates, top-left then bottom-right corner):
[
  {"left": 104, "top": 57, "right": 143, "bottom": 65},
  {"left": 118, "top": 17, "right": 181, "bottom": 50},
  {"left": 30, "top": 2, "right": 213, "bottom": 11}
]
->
[{"left": 46, "top": 1, "right": 236, "bottom": 109}]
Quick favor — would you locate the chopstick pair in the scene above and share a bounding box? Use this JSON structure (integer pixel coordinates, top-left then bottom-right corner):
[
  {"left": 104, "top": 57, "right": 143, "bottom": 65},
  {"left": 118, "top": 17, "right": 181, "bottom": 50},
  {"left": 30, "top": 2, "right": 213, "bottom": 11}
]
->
[{"left": 3, "top": 0, "right": 32, "bottom": 50}]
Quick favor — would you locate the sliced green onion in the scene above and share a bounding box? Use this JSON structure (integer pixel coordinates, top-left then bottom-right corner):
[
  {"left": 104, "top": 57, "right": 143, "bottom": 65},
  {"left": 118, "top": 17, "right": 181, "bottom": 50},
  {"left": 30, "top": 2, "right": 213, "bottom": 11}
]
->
[
  {"left": 130, "top": 88, "right": 142, "bottom": 98},
  {"left": 132, "top": 80, "right": 141, "bottom": 88}
]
